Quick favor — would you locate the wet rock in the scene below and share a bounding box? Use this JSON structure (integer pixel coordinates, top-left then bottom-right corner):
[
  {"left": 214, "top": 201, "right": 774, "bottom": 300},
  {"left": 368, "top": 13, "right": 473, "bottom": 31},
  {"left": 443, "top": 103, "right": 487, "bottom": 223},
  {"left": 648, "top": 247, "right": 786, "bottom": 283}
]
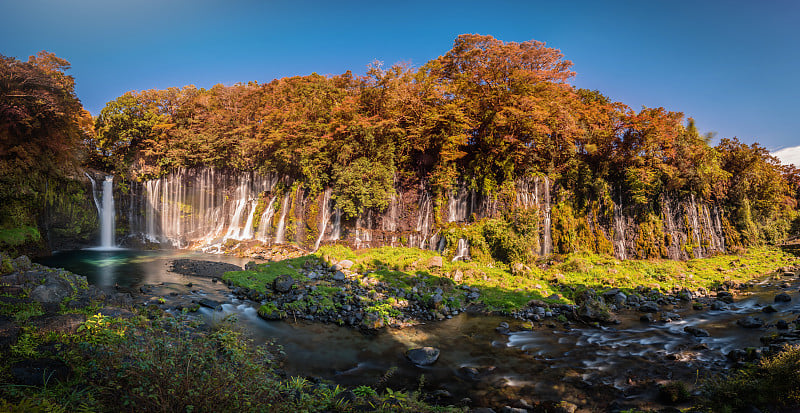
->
[
  {"left": 662, "top": 311, "right": 681, "bottom": 321},
  {"left": 639, "top": 301, "right": 659, "bottom": 313},
  {"left": 405, "top": 346, "right": 440, "bottom": 366},
  {"left": 499, "top": 407, "right": 527, "bottom": 413},
  {"left": 737, "top": 316, "right": 764, "bottom": 328},
  {"left": 684, "top": 326, "right": 710, "bottom": 337},
  {"left": 711, "top": 300, "right": 729, "bottom": 311},
  {"left": 763, "top": 305, "right": 778, "bottom": 313},
  {"left": 11, "top": 358, "right": 71, "bottom": 386},
  {"left": 625, "top": 294, "right": 641, "bottom": 306},
  {"left": 273, "top": 275, "right": 294, "bottom": 292},
  {"left": 717, "top": 291, "right": 734, "bottom": 304},
  {"left": 469, "top": 409, "right": 497, "bottom": 413},
  {"left": 776, "top": 320, "right": 789, "bottom": 330},
  {"left": 198, "top": 298, "right": 222, "bottom": 310},
  {"left": 578, "top": 297, "right": 615, "bottom": 323},
  {"left": 640, "top": 314, "right": 653, "bottom": 323},
  {"left": 495, "top": 321, "right": 510, "bottom": 334},
  {"left": 774, "top": 292, "right": 792, "bottom": 303},
  {"left": 169, "top": 259, "right": 242, "bottom": 278}
]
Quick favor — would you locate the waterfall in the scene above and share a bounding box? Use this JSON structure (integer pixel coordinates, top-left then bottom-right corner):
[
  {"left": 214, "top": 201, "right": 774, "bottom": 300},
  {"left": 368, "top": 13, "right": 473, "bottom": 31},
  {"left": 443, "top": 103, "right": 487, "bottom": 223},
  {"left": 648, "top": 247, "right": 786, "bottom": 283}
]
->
[
  {"left": 255, "top": 196, "right": 277, "bottom": 242},
  {"left": 452, "top": 238, "right": 470, "bottom": 261},
  {"left": 274, "top": 193, "right": 291, "bottom": 244},
  {"left": 85, "top": 173, "right": 117, "bottom": 249},
  {"left": 314, "top": 188, "right": 333, "bottom": 250},
  {"left": 613, "top": 193, "right": 627, "bottom": 260},
  {"left": 540, "top": 178, "right": 552, "bottom": 256}
]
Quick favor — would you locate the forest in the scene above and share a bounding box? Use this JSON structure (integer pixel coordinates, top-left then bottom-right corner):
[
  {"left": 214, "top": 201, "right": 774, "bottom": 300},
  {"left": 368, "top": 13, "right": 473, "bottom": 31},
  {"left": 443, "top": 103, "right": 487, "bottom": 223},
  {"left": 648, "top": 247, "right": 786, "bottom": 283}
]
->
[{"left": 2, "top": 34, "right": 799, "bottom": 254}]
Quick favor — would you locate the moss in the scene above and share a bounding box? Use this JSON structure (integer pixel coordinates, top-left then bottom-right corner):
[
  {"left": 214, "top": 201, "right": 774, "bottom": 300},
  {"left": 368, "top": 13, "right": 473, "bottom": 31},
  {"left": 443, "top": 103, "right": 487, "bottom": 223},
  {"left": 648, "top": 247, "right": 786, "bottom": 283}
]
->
[
  {"left": 0, "top": 226, "right": 41, "bottom": 247},
  {"left": 251, "top": 192, "right": 269, "bottom": 234},
  {"left": 222, "top": 255, "right": 314, "bottom": 293}
]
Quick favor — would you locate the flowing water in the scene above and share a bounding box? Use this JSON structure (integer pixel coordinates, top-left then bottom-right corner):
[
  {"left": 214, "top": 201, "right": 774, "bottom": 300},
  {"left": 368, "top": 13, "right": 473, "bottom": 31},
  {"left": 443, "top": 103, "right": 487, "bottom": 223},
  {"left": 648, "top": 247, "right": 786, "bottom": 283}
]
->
[{"left": 35, "top": 249, "right": 800, "bottom": 410}]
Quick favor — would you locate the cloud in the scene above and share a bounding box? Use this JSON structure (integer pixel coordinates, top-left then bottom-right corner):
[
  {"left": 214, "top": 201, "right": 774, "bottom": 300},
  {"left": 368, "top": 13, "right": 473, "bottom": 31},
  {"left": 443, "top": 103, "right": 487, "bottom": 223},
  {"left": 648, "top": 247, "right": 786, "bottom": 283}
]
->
[{"left": 772, "top": 145, "right": 800, "bottom": 167}]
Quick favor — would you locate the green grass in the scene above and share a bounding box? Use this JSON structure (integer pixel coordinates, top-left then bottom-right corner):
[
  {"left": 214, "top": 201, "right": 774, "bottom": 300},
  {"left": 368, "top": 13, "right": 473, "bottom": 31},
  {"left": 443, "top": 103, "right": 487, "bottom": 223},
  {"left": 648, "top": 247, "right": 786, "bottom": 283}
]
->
[
  {"left": 0, "top": 226, "right": 40, "bottom": 247},
  {"left": 222, "top": 255, "right": 315, "bottom": 293},
  {"left": 311, "top": 245, "right": 798, "bottom": 311}
]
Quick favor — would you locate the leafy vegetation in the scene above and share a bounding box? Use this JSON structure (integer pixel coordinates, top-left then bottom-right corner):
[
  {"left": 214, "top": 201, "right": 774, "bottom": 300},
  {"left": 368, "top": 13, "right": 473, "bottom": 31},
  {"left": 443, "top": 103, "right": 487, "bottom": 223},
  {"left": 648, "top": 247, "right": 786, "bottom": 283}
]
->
[{"left": 697, "top": 345, "right": 800, "bottom": 412}]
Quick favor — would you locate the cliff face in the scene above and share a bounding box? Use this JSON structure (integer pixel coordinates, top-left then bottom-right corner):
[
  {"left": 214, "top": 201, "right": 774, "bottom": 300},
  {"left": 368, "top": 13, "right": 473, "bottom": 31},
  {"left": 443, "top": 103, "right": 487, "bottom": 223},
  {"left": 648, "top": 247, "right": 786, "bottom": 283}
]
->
[{"left": 114, "top": 167, "right": 728, "bottom": 260}]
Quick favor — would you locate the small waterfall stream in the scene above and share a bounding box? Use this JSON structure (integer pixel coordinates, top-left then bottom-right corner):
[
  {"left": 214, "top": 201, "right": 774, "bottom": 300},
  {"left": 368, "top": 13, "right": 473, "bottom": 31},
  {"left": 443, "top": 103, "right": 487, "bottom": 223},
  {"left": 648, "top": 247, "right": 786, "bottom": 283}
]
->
[{"left": 86, "top": 173, "right": 117, "bottom": 250}]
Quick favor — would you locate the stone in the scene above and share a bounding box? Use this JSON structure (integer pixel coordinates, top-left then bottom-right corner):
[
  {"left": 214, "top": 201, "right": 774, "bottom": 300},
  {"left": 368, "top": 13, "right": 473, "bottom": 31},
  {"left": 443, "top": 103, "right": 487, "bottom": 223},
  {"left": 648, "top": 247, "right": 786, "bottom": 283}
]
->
[
  {"left": 0, "top": 317, "right": 20, "bottom": 350},
  {"left": 337, "top": 260, "right": 354, "bottom": 270},
  {"left": 12, "top": 255, "right": 32, "bottom": 272},
  {"left": 29, "top": 278, "right": 74, "bottom": 304},
  {"left": 427, "top": 256, "right": 444, "bottom": 268},
  {"left": 452, "top": 269, "right": 464, "bottom": 282},
  {"left": 737, "top": 316, "right": 764, "bottom": 328},
  {"left": 405, "top": 346, "right": 440, "bottom": 366},
  {"left": 762, "top": 305, "right": 778, "bottom": 313},
  {"left": 776, "top": 320, "right": 789, "bottom": 330},
  {"left": 332, "top": 271, "right": 346, "bottom": 281},
  {"left": 11, "top": 358, "right": 71, "bottom": 386},
  {"left": 31, "top": 314, "right": 86, "bottom": 334},
  {"left": 684, "top": 326, "right": 710, "bottom": 337},
  {"left": 711, "top": 300, "right": 728, "bottom": 311},
  {"left": 640, "top": 314, "right": 653, "bottom": 323},
  {"left": 639, "top": 301, "right": 660, "bottom": 313},
  {"left": 577, "top": 297, "right": 615, "bottom": 323},
  {"left": 774, "top": 292, "right": 792, "bottom": 303},
  {"left": 499, "top": 407, "right": 527, "bottom": 413},
  {"left": 273, "top": 274, "right": 294, "bottom": 292},
  {"left": 198, "top": 298, "right": 221, "bottom": 310},
  {"left": 717, "top": 291, "right": 734, "bottom": 304}
]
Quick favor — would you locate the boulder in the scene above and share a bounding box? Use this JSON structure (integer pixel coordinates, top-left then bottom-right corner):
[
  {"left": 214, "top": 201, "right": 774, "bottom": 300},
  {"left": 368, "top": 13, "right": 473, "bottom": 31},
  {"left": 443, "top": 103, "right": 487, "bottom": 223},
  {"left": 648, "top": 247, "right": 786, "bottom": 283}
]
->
[
  {"left": 684, "top": 326, "right": 710, "bottom": 337},
  {"left": 711, "top": 300, "right": 729, "bottom": 311},
  {"left": 452, "top": 269, "right": 464, "bottom": 283},
  {"left": 717, "top": 291, "right": 734, "bottom": 304},
  {"left": 31, "top": 314, "right": 86, "bottom": 334},
  {"left": 775, "top": 292, "right": 792, "bottom": 303},
  {"left": 12, "top": 255, "right": 32, "bottom": 272},
  {"left": 427, "top": 256, "right": 444, "bottom": 268},
  {"left": 639, "top": 301, "right": 660, "bottom": 313},
  {"left": 29, "top": 278, "right": 74, "bottom": 304},
  {"left": 762, "top": 305, "right": 778, "bottom": 313},
  {"left": 405, "top": 346, "right": 440, "bottom": 366},
  {"left": 332, "top": 270, "right": 346, "bottom": 281},
  {"left": 198, "top": 298, "right": 222, "bottom": 310},
  {"left": 273, "top": 274, "right": 294, "bottom": 292},
  {"left": 737, "top": 316, "right": 764, "bottom": 328},
  {"left": 577, "top": 297, "right": 615, "bottom": 323},
  {"left": 337, "top": 260, "right": 354, "bottom": 270}
]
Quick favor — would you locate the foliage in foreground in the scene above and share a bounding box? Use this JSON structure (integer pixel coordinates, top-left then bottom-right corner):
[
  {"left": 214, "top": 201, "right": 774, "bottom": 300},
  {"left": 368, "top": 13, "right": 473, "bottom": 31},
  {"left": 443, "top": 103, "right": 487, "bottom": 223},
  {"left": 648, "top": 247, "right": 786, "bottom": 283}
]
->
[
  {"left": 697, "top": 345, "right": 800, "bottom": 412},
  {"left": 0, "top": 310, "right": 461, "bottom": 413}
]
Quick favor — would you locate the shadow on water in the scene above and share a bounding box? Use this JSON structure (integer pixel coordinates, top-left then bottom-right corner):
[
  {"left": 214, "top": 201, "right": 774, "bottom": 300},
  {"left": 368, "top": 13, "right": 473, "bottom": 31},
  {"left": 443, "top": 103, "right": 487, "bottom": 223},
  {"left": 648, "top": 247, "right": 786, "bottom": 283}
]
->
[{"left": 34, "top": 248, "right": 800, "bottom": 411}]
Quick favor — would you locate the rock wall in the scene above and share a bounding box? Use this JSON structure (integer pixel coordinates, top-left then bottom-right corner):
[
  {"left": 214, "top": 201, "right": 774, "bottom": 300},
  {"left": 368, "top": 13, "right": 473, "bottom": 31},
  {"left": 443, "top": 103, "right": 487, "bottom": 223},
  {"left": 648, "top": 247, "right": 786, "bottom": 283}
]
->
[{"left": 114, "top": 167, "right": 727, "bottom": 260}]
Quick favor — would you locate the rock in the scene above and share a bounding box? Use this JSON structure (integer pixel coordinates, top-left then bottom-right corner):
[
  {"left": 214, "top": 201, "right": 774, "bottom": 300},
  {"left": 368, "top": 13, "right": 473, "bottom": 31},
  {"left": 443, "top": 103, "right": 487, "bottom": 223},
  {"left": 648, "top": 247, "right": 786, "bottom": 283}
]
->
[
  {"left": 640, "top": 314, "right": 653, "bottom": 323},
  {"left": 737, "top": 316, "right": 764, "bottom": 328},
  {"left": 684, "top": 326, "right": 710, "bottom": 337},
  {"left": 762, "top": 305, "right": 778, "bottom": 313},
  {"left": 626, "top": 294, "right": 641, "bottom": 306},
  {"left": 470, "top": 409, "right": 497, "bottom": 413},
  {"left": 775, "top": 292, "right": 792, "bottom": 303},
  {"left": 198, "top": 298, "right": 221, "bottom": 310},
  {"left": 405, "top": 346, "right": 440, "bottom": 366},
  {"left": 257, "top": 304, "right": 285, "bottom": 321},
  {"left": 337, "top": 260, "right": 354, "bottom": 270},
  {"left": 711, "top": 300, "right": 728, "bottom": 311},
  {"left": 577, "top": 297, "right": 615, "bottom": 323},
  {"left": 273, "top": 275, "right": 294, "bottom": 292},
  {"left": 639, "top": 301, "right": 659, "bottom": 313},
  {"left": 499, "top": 407, "right": 527, "bottom": 413},
  {"left": 427, "top": 256, "right": 444, "bottom": 268},
  {"left": 29, "top": 278, "right": 74, "bottom": 304},
  {"left": 169, "top": 259, "right": 242, "bottom": 278},
  {"left": 244, "top": 261, "right": 257, "bottom": 271},
  {"left": 31, "top": 314, "right": 86, "bottom": 334},
  {"left": 12, "top": 255, "right": 32, "bottom": 271},
  {"left": 452, "top": 269, "right": 464, "bottom": 283},
  {"left": 776, "top": 320, "right": 789, "bottom": 330},
  {"left": 361, "top": 312, "right": 384, "bottom": 329},
  {"left": 11, "top": 358, "right": 71, "bottom": 386},
  {"left": 783, "top": 271, "right": 796, "bottom": 277},
  {"left": 0, "top": 317, "right": 20, "bottom": 350},
  {"left": 332, "top": 271, "right": 346, "bottom": 281},
  {"left": 661, "top": 312, "right": 681, "bottom": 321},
  {"left": 717, "top": 291, "right": 734, "bottom": 304}
]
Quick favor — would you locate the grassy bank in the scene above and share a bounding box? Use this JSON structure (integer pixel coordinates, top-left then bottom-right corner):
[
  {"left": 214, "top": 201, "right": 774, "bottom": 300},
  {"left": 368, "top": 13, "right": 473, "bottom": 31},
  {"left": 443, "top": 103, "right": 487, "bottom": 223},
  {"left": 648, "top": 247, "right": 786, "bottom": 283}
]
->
[{"left": 269, "top": 245, "right": 798, "bottom": 312}]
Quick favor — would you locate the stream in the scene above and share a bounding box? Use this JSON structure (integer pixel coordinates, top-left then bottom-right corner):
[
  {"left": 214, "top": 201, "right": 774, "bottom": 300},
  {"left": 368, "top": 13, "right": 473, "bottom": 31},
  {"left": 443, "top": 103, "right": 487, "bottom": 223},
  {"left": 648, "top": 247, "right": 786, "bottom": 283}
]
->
[{"left": 37, "top": 249, "right": 800, "bottom": 411}]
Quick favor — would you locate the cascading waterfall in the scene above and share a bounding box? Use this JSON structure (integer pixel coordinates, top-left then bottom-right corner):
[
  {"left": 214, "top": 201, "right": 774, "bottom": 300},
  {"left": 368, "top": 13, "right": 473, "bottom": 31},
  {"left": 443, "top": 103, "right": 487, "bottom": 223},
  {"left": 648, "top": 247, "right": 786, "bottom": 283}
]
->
[
  {"left": 85, "top": 173, "right": 117, "bottom": 249},
  {"left": 121, "top": 167, "right": 727, "bottom": 259},
  {"left": 452, "top": 238, "right": 470, "bottom": 261},
  {"left": 274, "top": 193, "right": 291, "bottom": 244},
  {"left": 314, "top": 188, "right": 333, "bottom": 250}
]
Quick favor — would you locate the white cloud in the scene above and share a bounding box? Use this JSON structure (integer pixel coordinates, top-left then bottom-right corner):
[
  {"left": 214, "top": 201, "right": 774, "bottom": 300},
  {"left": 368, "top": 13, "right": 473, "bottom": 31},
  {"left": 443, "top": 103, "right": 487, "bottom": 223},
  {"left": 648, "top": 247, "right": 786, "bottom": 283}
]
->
[{"left": 772, "top": 145, "right": 800, "bottom": 167}]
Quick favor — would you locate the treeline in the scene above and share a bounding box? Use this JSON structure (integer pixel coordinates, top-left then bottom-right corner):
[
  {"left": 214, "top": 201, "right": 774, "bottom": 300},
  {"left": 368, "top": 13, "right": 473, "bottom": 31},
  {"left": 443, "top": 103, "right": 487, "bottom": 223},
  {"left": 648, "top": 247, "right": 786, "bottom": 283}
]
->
[
  {"left": 89, "top": 34, "right": 799, "bottom": 245},
  {"left": 0, "top": 52, "right": 97, "bottom": 251}
]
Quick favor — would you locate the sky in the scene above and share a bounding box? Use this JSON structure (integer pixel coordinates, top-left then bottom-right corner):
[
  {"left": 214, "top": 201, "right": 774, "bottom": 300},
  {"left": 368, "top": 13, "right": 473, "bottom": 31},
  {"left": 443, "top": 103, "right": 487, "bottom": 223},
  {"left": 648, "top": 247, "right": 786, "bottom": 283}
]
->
[{"left": 2, "top": 0, "right": 799, "bottom": 164}]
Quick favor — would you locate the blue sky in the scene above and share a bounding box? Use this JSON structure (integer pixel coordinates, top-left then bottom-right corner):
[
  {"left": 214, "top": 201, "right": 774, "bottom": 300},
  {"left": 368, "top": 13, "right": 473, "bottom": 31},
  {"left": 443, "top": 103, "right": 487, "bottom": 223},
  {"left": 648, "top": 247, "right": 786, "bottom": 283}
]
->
[{"left": 2, "top": 0, "right": 798, "bottom": 162}]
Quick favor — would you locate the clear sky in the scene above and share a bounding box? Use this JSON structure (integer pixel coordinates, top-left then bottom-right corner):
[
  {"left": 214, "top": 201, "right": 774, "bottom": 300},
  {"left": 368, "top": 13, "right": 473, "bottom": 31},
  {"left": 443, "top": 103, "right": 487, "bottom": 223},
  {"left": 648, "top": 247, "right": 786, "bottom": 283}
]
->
[{"left": 2, "top": 0, "right": 798, "bottom": 162}]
